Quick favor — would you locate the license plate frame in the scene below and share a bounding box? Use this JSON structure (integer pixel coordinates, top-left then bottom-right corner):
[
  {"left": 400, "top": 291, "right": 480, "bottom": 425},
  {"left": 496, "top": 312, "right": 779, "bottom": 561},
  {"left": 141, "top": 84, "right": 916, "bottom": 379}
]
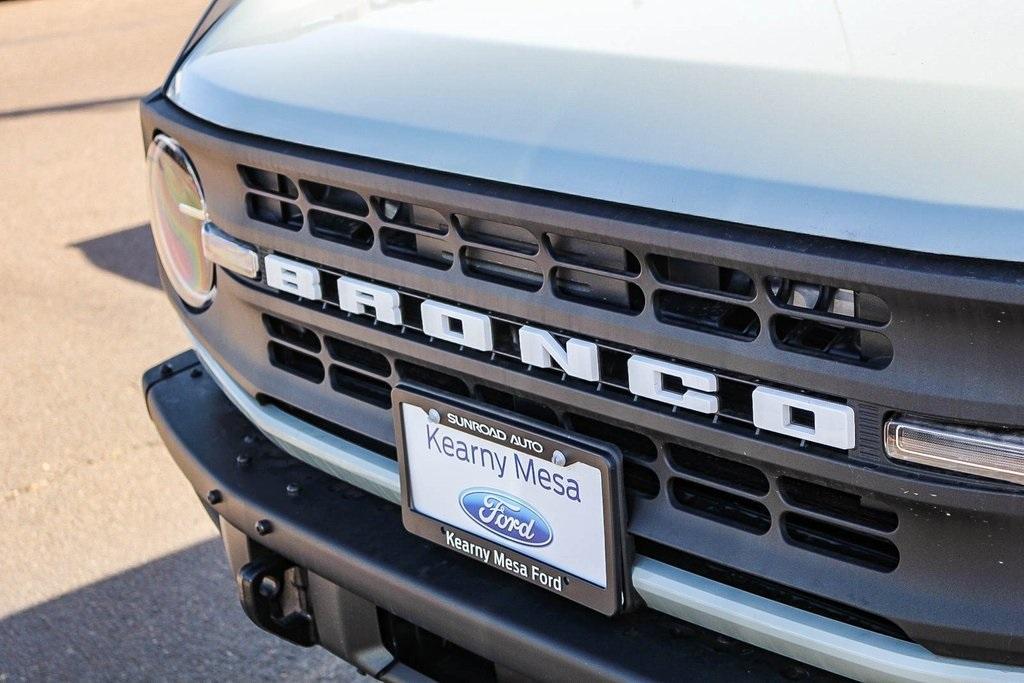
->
[{"left": 393, "top": 385, "right": 630, "bottom": 616}]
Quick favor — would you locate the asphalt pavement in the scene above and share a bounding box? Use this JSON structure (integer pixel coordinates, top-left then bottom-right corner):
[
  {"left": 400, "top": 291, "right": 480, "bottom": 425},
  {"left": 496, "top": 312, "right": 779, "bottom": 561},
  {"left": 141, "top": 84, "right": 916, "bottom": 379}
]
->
[{"left": 0, "top": 1, "right": 360, "bottom": 679}]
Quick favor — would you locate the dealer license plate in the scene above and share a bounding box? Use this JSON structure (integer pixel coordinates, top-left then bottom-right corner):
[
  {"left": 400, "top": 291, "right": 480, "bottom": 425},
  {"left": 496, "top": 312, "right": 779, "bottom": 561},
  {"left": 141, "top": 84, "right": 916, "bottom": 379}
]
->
[{"left": 392, "top": 386, "right": 629, "bottom": 615}]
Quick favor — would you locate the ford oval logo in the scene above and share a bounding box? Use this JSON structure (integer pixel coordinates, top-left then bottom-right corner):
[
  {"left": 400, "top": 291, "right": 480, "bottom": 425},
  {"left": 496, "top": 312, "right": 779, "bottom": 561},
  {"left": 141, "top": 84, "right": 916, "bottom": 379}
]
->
[{"left": 459, "top": 489, "right": 553, "bottom": 547}]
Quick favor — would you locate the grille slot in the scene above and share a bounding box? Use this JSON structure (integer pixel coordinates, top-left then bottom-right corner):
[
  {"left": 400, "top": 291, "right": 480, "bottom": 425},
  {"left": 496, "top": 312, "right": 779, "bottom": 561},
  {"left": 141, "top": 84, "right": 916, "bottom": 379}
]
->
[
  {"left": 456, "top": 215, "right": 538, "bottom": 254},
  {"left": 547, "top": 234, "right": 640, "bottom": 276},
  {"left": 381, "top": 228, "right": 453, "bottom": 270},
  {"left": 395, "top": 360, "right": 471, "bottom": 397},
  {"left": 246, "top": 194, "right": 302, "bottom": 231},
  {"left": 634, "top": 538, "right": 908, "bottom": 640},
  {"left": 326, "top": 335, "right": 391, "bottom": 377},
  {"left": 461, "top": 247, "right": 543, "bottom": 292},
  {"left": 308, "top": 210, "right": 373, "bottom": 249},
  {"left": 238, "top": 165, "right": 298, "bottom": 199},
  {"left": 780, "top": 477, "right": 898, "bottom": 532},
  {"left": 330, "top": 365, "right": 392, "bottom": 408},
  {"left": 667, "top": 443, "right": 769, "bottom": 496},
  {"left": 565, "top": 412, "right": 657, "bottom": 462},
  {"left": 553, "top": 267, "right": 644, "bottom": 315},
  {"left": 375, "top": 198, "right": 449, "bottom": 234},
  {"left": 263, "top": 314, "right": 321, "bottom": 352},
  {"left": 655, "top": 290, "right": 760, "bottom": 340},
  {"left": 670, "top": 479, "right": 771, "bottom": 534},
  {"left": 625, "top": 462, "right": 660, "bottom": 499},
  {"left": 649, "top": 254, "right": 754, "bottom": 299},
  {"left": 260, "top": 395, "right": 397, "bottom": 460},
  {"left": 301, "top": 180, "right": 369, "bottom": 216},
  {"left": 783, "top": 513, "right": 899, "bottom": 572},
  {"left": 773, "top": 316, "right": 893, "bottom": 368},
  {"left": 473, "top": 384, "right": 559, "bottom": 426},
  {"left": 767, "top": 278, "right": 891, "bottom": 325},
  {"left": 268, "top": 341, "right": 324, "bottom": 383}
]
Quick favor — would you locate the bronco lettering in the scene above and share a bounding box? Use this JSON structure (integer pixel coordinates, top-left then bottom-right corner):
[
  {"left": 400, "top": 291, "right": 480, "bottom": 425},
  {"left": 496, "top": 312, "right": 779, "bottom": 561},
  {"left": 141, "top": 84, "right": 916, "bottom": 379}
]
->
[{"left": 261, "top": 259, "right": 854, "bottom": 447}]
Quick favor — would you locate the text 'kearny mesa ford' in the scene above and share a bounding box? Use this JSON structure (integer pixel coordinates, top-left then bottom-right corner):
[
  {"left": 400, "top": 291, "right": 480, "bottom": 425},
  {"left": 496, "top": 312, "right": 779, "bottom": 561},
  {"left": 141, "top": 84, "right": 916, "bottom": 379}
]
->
[{"left": 143, "top": 2, "right": 1024, "bottom": 681}]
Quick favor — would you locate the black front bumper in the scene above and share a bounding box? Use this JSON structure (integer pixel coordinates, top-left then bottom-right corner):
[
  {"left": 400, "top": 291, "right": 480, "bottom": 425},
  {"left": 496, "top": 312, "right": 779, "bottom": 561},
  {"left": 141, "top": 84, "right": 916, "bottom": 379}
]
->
[{"left": 144, "top": 351, "right": 843, "bottom": 681}]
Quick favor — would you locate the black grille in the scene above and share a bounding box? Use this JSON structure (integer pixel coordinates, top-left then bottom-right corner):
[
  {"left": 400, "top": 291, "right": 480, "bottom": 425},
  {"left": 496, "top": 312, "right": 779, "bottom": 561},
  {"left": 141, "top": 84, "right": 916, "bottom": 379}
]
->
[
  {"left": 772, "top": 315, "right": 893, "bottom": 369},
  {"left": 654, "top": 289, "right": 760, "bottom": 340},
  {"left": 668, "top": 442, "right": 770, "bottom": 496},
  {"left": 259, "top": 313, "right": 899, "bottom": 573},
  {"left": 238, "top": 164, "right": 298, "bottom": 198},
  {"left": 263, "top": 313, "right": 320, "bottom": 352},
  {"left": 308, "top": 210, "right": 373, "bottom": 249},
  {"left": 301, "top": 179, "right": 369, "bottom": 216},
  {"left": 255, "top": 253, "right": 852, "bottom": 453},
  {"left": 549, "top": 234, "right": 640, "bottom": 276},
  {"left": 649, "top": 254, "right": 755, "bottom": 298},
  {"left": 635, "top": 538, "right": 907, "bottom": 640},
  {"left": 267, "top": 341, "right": 323, "bottom": 383},
  {"left": 330, "top": 365, "right": 392, "bottom": 409},
  {"left": 670, "top": 478, "right": 772, "bottom": 535},
  {"left": 783, "top": 513, "right": 899, "bottom": 573},
  {"left": 246, "top": 193, "right": 302, "bottom": 231},
  {"left": 456, "top": 214, "right": 538, "bottom": 254},
  {"left": 376, "top": 197, "right": 450, "bottom": 234},
  {"left": 326, "top": 335, "right": 391, "bottom": 377},
  {"left": 779, "top": 476, "right": 898, "bottom": 533},
  {"left": 462, "top": 247, "right": 543, "bottom": 291},
  {"left": 237, "top": 165, "right": 897, "bottom": 368},
  {"left": 380, "top": 227, "right": 454, "bottom": 270}
]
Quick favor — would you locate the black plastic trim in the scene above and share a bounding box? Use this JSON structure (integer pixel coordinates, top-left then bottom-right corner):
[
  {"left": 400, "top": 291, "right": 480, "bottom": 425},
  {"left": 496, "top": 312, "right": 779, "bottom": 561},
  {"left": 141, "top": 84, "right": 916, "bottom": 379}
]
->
[{"left": 145, "top": 356, "right": 844, "bottom": 682}]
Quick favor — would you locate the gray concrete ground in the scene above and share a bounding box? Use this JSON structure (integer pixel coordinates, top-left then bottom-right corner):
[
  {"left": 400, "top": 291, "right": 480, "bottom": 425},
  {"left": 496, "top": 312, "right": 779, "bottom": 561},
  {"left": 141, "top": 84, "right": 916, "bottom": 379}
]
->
[{"left": 0, "top": 1, "right": 359, "bottom": 679}]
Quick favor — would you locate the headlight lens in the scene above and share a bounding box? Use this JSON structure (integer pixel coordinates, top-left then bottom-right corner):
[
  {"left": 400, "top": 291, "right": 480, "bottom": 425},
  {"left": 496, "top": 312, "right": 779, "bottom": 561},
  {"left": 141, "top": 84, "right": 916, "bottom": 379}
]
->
[{"left": 147, "top": 134, "right": 214, "bottom": 309}]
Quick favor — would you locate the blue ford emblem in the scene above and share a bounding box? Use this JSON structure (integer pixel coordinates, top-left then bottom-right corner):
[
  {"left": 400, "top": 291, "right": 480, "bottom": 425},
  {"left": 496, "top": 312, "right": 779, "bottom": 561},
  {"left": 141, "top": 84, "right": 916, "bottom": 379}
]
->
[{"left": 459, "top": 489, "right": 553, "bottom": 547}]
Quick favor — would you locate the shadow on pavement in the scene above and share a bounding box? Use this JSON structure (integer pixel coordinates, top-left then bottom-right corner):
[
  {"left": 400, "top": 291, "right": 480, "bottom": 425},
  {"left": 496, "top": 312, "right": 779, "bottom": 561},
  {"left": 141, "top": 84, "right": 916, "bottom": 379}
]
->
[
  {"left": 0, "top": 94, "right": 145, "bottom": 121},
  {"left": 70, "top": 223, "right": 161, "bottom": 290},
  {"left": 0, "top": 538, "right": 354, "bottom": 681}
]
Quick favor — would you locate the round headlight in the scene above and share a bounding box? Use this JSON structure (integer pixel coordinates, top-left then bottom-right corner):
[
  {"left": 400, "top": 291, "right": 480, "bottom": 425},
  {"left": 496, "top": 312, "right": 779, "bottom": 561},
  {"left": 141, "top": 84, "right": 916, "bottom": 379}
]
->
[{"left": 147, "top": 134, "right": 215, "bottom": 309}]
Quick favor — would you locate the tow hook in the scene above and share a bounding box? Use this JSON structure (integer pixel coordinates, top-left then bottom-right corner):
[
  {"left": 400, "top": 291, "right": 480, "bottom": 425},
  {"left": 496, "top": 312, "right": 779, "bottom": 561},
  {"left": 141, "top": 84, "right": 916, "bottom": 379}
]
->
[{"left": 237, "top": 554, "right": 316, "bottom": 646}]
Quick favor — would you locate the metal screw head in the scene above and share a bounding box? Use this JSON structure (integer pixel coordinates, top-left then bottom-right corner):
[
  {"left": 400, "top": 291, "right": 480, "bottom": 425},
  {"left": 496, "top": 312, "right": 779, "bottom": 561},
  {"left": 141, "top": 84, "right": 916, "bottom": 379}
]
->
[
  {"left": 428, "top": 409, "right": 440, "bottom": 424},
  {"left": 190, "top": 367, "right": 203, "bottom": 378},
  {"left": 205, "top": 489, "right": 222, "bottom": 505},
  {"left": 552, "top": 450, "right": 566, "bottom": 466},
  {"left": 285, "top": 483, "right": 301, "bottom": 497},
  {"left": 254, "top": 519, "right": 273, "bottom": 536},
  {"left": 160, "top": 363, "right": 173, "bottom": 376},
  {"left": 236, "top": 453, "right": 251, "bottom": 467}
]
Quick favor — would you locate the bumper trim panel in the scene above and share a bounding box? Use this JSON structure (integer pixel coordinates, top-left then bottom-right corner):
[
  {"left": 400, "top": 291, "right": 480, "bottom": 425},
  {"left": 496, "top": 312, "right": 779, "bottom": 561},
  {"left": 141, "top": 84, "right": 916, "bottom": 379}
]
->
[
  {"left": 190, "top": 336, "right": 1024, "bottom": 683},
  {"left": 193, "top": 335, "right": 400, "bottom": 506}
]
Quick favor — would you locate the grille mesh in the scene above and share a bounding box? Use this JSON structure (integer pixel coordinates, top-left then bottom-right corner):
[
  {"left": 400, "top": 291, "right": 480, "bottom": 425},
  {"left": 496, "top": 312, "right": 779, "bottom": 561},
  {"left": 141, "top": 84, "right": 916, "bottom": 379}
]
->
[
  {"left": 261, "top": 312, "right": 900, "bottom": 573},
  {"left": 241, "top": 167, "right": 893, "bottom": 368}
]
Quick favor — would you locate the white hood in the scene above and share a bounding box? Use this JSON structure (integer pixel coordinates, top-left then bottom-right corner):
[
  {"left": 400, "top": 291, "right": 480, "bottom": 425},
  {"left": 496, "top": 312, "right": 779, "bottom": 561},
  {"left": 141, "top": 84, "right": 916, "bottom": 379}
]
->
[{"left": 169, "top": 0, "right": 1024, "bottom": 262}]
